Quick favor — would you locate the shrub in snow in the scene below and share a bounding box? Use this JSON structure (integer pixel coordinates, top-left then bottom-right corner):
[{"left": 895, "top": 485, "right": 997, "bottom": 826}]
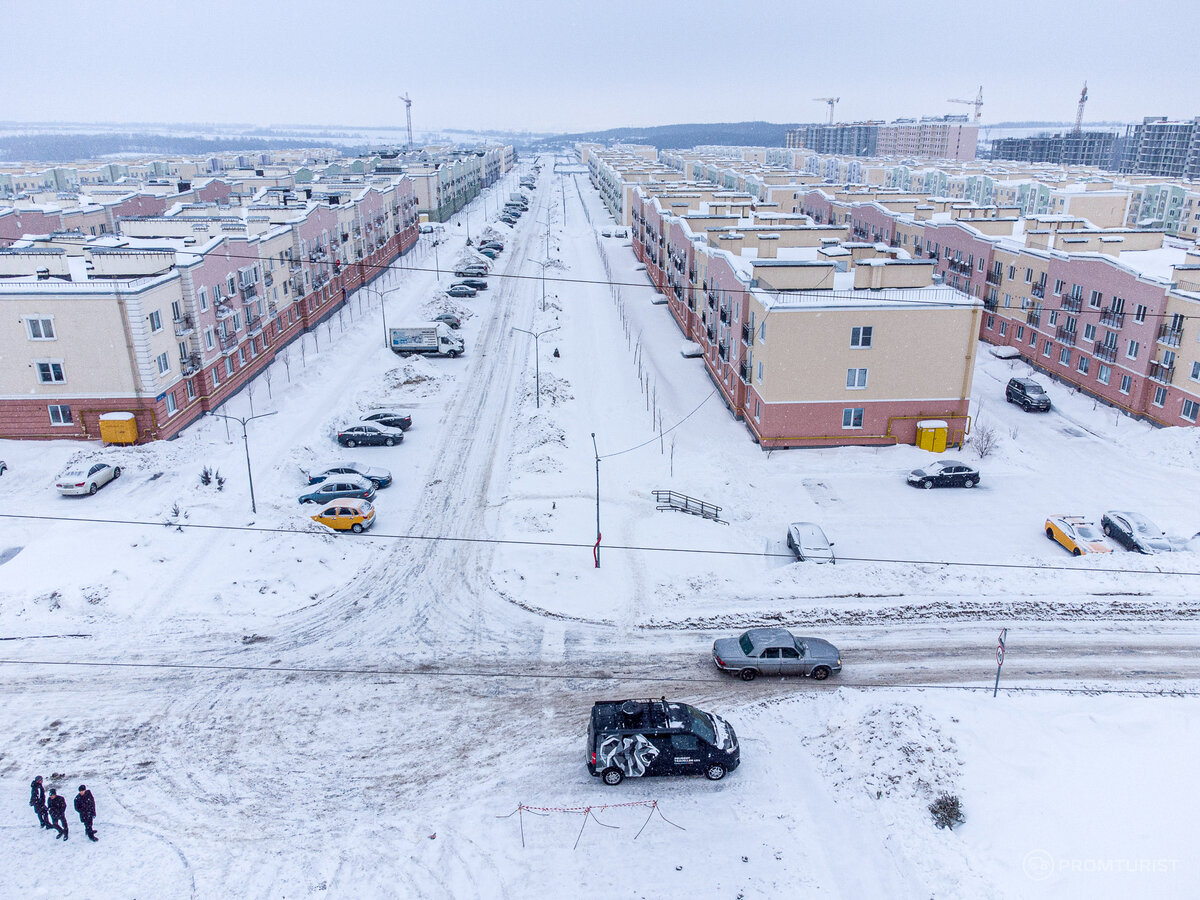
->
[
  {"left": 200, "top": 466, "right": 213, "bottom": 486},
  {"left": 929, "top": 793, "right": 965, "bottom": 830},
  {"left": 216, "top": 471, "right": 226, "bottom": 491},
  {"left": 971, "top": 423, "right": 999, "bottom": 459}
]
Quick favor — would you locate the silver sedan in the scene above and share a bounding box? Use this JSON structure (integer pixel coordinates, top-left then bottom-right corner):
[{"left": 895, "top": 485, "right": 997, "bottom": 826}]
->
[{"left": 713, "top": 627, "right": 842, "bottom": 681}]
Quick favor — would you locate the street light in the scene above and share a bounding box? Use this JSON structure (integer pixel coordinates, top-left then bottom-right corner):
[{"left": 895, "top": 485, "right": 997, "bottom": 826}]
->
[
  {"left": 206, "top": 410, "right": 277, "bottom": 514},
  {"left": 532, "top": 258, "right": 554, "bottom": 312},
  {"left": 512, "top": 326, "right": 559, "bottom": 409},
  {"left": 363, "top": 284, "right": 388, "bottom": 349}
]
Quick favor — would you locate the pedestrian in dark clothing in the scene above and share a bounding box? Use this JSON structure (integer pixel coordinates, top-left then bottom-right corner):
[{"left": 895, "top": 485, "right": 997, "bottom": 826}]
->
[
  {"left": 74, "top": 785, "right": 97, "bottom": 841},
  {"left": 47, "top": 789, "right": 68, "bottom": 840},
  {"left": 29, "top": 775, "right": 50, "bottom": 829}
]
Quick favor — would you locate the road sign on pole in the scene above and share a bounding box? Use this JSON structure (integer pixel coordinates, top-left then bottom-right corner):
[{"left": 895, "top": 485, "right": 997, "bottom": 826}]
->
[{"left": 993, "top": 628, "right": 1008, "bottom": 698}]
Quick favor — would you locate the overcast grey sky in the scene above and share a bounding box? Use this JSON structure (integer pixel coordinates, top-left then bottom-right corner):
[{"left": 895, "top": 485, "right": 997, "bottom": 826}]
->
[{"left": 6, "top": 0, "right": 1198, "bottom": 133}]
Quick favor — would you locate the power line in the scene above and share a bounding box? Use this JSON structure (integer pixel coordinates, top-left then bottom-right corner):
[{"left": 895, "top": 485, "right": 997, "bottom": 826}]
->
[
  {"left": 1, "top": 512, "right": 1198, "bottom": 577},
  {"left": 0, "top": 656, "right": 1195, "bottom": 697},
  {"left": 599, "top": 389, "right": 717, "bottom": 459}
]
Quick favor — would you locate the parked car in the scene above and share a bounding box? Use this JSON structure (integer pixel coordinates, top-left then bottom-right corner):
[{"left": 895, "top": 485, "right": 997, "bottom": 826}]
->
[
  {"left": 361, "top": 411, "right": 412, "bottom": 431},
  {"left": 307, "top": 463, "right": 392, "bottom": 490},
  {"left": 1045, "top": 515, "right": 1112, "bottom": 555},
  {"left": 786, "top": 522, "right": 835, "bottom": 563},
  {"left": 454, "top": 265, "right": 488, "bottom": 277},
  {"left": 311, "top": 498, "right": 375, "bottom": 533},
  {"left": 299, "top": 476, "right": 376, "bottom": 505},
  {"left": 712, "top": 628, "right": 842, "bottom": 682},
  {"left": 1006, "top": 377, "right": 1052, "bottom": 411},
  {"left": 479, "top": 241, "right": 503, "bottom": 251},
  {"left": 56, "top": 462, "right": 121, "bottom": 496},
  {"left": 498, "top": 217, "right": 517, "bottom": 226},
  {"left": 0, "top": 460, "right": 6, "bottom": 477},
  {"left": 1101, "top": 511, "right": 1172, "bottom": 554},
  {"left": 457, "top": 278, "right": 488, "bottom": 291},
  {"left": 434, "top": 313, "right": 462, "bottom": 330},
  {"left": 613, "top": 228, "right": 629, "bottom": 238},
  {"left": 586, "top": 698, "right": 739, "bottom": 785},
  {"left": 446, "top": 284, "right": 477, "bottom": 298},
  {"left": 336, "top": 424, "right": 403, "bottom": 448},
  {"left": 907, "top": 459, "right": 980, "bottom": 489}
]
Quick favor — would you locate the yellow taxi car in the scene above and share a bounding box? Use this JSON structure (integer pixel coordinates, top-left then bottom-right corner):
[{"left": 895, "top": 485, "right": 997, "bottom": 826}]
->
[
  {"left": 312, "top": 498, "right": 375, "bottom": 533},
  {"left": 1045, "top": 515, "right": 1112, "bottom": 556}
]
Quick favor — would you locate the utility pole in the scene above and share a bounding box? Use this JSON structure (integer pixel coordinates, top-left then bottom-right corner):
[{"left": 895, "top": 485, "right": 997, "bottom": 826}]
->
[
  {"left": 591, "top": 433, "right": 601, "bottom": 568},
  {"left": 206, "top": 410, "right": 277, "bottom": 514},
  {"left": 513, "top": 326, "right": 559, "bottom": 408}
]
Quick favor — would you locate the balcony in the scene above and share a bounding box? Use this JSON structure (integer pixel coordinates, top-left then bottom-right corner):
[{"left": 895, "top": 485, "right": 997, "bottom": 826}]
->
[
  {"left": 983, "top": 296, "right": 998, "bottom": 312},
  {"left": 1060, "top": 295, "right": 1082, "bottom": 313},
  {"left": 215, "top": 302, "right": 235, "bottom": 320},
  {"left": 1031, "top": 282, "right": 1045, "bottom": 298},
  {"left": 180, "top": 352, "right": 202, "bottom": 377},
  {"left": 985, "top": 269, "right": 1001, "bottom": 286},
  {"left": 719, "top": 308, "right": 729, "bottom": 324},
  {"left": 741, "top": 322, "right": 751, "bottom": 345},
  {"left": 173, "top": 314, "right": 195, "bottom": 336},
  {"left": 1157, "top": 322, "right": 1183, "bottom": 347},
  {"left": 1026, "top": 309, "right": 1041, "bottom": 328},
  {"left": 1093, "top": 341, "right": 1118, "bottom": 363},
  {"left": 1149, "top": 361, "right": 1175, "bottom": 384},
  {"left": 240, "top": 283, "right": 258, "bottom": 303},
  {"left": 718, "top": 342, "right": 728, "bottom": 362},
  {"left": 1100, "top": 308, "right": 1125, "bottom": 329},
  {"left": 263, "top": 272, "right": 274, "bottom": 288},
  {"left": 218, "top": 331, "right": 238, "bottom": 354},
  {"left": 247, "top": 313, "right": 263, "bottom": 336},
  {"left": 1055, "top": 325, "right": 1078, "bottom": 347},
  {"left": 706, "top": 326, "right": 716, "bottom": 342},
  {"left": 738, "top": 362, "right": 749, "bottom": 383}
]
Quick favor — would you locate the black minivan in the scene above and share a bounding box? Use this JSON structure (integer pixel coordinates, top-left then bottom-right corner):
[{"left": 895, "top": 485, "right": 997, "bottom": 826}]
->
[{"left": 586, "top": 698, "right": 739, "bottom": 785}]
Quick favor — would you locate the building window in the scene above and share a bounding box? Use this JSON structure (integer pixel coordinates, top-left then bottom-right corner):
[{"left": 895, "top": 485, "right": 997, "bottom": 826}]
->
[
  {"left": 1053, "top": 278, "right": 1064, "bottom": 295},
  {"left": 1097, "top": 364, "right": 1111, "bottom": 385},
  {"left": 1127, "top": 340, "right": 1139, "bottom": 360},
  {"left": 850, "top": 325, "right": 873, "bottom": 347},
  {"left": 198, "top": 288, "right": 209, "bottom": 311},
  {"left": 1043, "top": 339, "right": 1052, "bottom": 357},
  {"left": 237, "top": 348, "right": 246, "bottom": 366},
  {"left": 1089, "top": 290, "right": 1103, "bottom": 309},
  {"left": 225, "top": 357, "right": 234, "bottom": 376},
  {"left": 1024, "top": 268, "right": 1033, "bottom": 283},
  {"left": 1183, "top": 399, "right": 1199, "bottom": 423},
  {"left": 1077, "top": 356, "right": 1090, "bottom": 375},
  {"left": 227, "top": 274, "right": 237, "bottom": 295},
  {"left": 985, "top": 314, "right": 995, "bottom": 330},
  {"left": 26, "top": 317, "right": 55, "bottom": 340},
  {"left": 35, "top": 360, "right": 65, "bottom": 383},
  {"left": 1016, "top": 325, "right": 1025, "bottom": 341},
  {"left": 149, "top": 310, "right": 163, "bottom": 333},
  {"left": 211, "top": 367, "right": 220, "bottom": 389},
  {"left": 185, "top": 379, "right": 196, "bottom": 401},
  {"left": 165, "top": 392, "right": 178, "bottom": 416},
  {"left": 754, "top": 399, "right": 761, "bottom": 421},
  {"left": 156, "top": 352, "right": 170, "bottom": 375},
  {"left": 1119, "top": 374, "right": 1132, "bottom": 394},
  {"left": 1153, "top": 386, "right": 1167, "bottom": 407},
  {"left": 759, "top": 321, "right": 766, "bottom": 343},
  {"left": 1059, "top": 348, "right": 1071, "bottom": 366},
  {"left": 1003, "top": 294, "right": 1011, "bottom": 308},
  {"left": 1049, "top": 310, "right": 1059, "bottom": 326},
  {"left": 48, "top": 404, "right": 72, "bottom": 426},
  {"left": 1083, "top": 323, "right": 1097, "bottom": 341},
  {"left": 232, "top": 313, "right": 241, "bottom": 331},
  {"left": 757, "top": 361, "right": 764, "bottom": 383},
  {"left": 1191, "top": 361, "right": 1200, "bottom": 382},
  {"left": 846, "top": 367, "right": 868, "bottom": 389},
  {"left": 841, "top": 407, "right": 864, "bottom": 429},
  {"left": 205, "top": 329, "right": 215, "bottom": 350},
  {"left": 1134, "top": 304, "right": 1147, "bottom": 324},
  {"left": 999, "top": 321, "right": 1008, "bottom": 337}
]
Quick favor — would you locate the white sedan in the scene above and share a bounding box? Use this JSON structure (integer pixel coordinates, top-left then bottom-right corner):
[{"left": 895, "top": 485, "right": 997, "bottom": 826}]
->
[
  {"left": 56, "top": 462, "right": 121, "bottom": 496},
  {"left": 786, "top": 522, "right": 836, "bottom": 564}
]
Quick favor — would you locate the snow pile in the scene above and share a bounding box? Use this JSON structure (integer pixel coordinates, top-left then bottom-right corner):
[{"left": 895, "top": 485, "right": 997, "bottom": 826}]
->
[
  {"left": 383, "top": 358, "right": 443, "bottom": 398},
  {"left": 805, "top": 700, "right": 962, "bottom": 803}
]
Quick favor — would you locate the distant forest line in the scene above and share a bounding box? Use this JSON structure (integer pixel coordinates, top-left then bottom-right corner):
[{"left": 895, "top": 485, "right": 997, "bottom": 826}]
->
[{"left": 0, "top": 133, "right": 347, "bottom": 164}]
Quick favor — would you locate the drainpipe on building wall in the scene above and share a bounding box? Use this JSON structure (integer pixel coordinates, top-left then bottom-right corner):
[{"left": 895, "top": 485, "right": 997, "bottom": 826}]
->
[{"left": 113, "top": 282, "right": 152, "bottom": 439}]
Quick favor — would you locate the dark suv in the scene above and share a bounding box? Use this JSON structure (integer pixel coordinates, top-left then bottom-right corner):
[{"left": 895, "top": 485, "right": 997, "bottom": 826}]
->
[
  {"left": 586, "top": 698, "right": 739, "bottom": 785},
  {"left": 1006, "top": 377, "right": 1051, "bottom": 411}
]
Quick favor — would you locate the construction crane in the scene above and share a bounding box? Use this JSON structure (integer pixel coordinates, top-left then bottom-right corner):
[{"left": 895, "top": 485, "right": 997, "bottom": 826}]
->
[
  {"left": 948, "top": 86, "right": 984, "bottom": 122},
  {"left": 813, "top": 97, "right": 840, "bottom": 125},
  {"left": 1074, "top": 82, "right": 1088, "bottom": 132},
  {"left": 399, "top": 93, "right": 413, "bottom": 150}
]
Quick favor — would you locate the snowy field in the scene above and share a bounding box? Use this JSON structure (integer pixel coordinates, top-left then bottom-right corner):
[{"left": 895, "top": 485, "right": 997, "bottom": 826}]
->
[{"left": 1, "top": 159, "right": 1198, "bottom": 898}]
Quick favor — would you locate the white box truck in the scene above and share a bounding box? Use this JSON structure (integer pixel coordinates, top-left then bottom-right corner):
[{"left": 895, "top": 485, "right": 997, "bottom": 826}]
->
[{"left": 389, "top": 323, "right": 465, "bottom": 357}]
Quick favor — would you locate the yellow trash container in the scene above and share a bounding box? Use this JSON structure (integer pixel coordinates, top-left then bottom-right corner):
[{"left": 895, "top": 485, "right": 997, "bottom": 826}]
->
[
  {"left": 98, "top": 412, "right": 138, "bottom": 445},
  {"left": 916, "top": 419, "right": 948, "bottom": 453}
]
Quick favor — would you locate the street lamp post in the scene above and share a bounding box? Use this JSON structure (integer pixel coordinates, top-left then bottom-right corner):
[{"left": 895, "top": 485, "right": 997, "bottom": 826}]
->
[
  {"left": 364, "top": 284, "right": 388, "bottom": 349},
  {"left": 591, "top": 432, "right": 601, "bottom": 568},
  {"left": 512, "top": 326, "right": 559, "bottom": 409},
  {"left": 206, "top": 410, "right": 277, "bottom": 514}
]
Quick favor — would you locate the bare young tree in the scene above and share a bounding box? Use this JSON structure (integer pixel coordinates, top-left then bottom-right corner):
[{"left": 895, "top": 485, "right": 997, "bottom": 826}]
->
[{"left": 278, "top": 346, "right": 292, "bottom": 382}]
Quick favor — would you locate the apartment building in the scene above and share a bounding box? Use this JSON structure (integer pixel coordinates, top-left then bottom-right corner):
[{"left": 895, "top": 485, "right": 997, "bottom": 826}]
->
[
  {"left": 0, "top": 177, "right": 419, "bottom": 442},
  {"left": 627, "top": 182, "right": 980, "bottom": 449},
  {"left": 990, "top": 131, "right": 1120, "bottom": 168},
  {"left": 785, "top": 116, "right": 979, "bottom": 162},
  {"left": 1122, "top": 117, "right": 1200, "bottom": 180}
]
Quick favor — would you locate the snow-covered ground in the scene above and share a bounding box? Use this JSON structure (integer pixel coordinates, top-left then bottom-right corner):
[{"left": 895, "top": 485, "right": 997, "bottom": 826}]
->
[{"left": 1, "top": 160, "right": 1197, "bottom": 898}]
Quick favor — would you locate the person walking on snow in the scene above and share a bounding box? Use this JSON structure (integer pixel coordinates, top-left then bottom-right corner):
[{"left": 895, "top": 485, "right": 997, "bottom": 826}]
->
[
  {"left": 74, "top": 785, "right": 97, "bottom": 841},
  {"left": 29, "top": 775, "right": 50, "bottom": 829},
  {"left": 47, "top": 788, "right": 68, "bottom": 840}
]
